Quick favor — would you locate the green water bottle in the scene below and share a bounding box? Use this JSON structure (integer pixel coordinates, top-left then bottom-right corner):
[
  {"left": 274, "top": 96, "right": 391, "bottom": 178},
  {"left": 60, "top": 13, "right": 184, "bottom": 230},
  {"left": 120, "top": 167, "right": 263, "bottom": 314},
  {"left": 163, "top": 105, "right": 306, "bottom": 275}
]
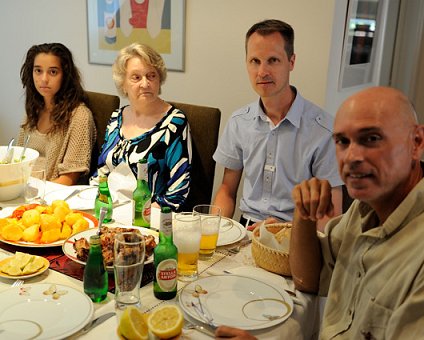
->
[
  {"left": 83, "top": 235, "right": 108, "bottom": 302},
  {"left": 133, "top": 159, "right": 151, "bottom": 228},
  {"left": 153, "top": 206, "right": 178, "bottom": 300},
  {"left": 95, "top": 175, "right": 113, "bottom": 223}
]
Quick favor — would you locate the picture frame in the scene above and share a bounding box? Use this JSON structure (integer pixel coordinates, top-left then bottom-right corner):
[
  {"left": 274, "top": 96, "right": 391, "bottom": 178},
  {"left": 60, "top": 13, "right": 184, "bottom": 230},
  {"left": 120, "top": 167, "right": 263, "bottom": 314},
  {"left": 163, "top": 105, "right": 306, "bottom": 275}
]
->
[{"left": 87, "top": 0, "right": 185, "bottom": 71}]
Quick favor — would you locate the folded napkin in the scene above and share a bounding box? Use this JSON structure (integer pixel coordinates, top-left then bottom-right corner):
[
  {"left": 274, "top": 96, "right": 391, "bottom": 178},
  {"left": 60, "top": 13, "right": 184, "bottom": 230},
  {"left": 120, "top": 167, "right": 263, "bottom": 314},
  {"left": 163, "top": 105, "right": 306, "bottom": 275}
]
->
[
  {"left": 107, "top": 162, "right": 137, "bottom": 203},
  {"left": 258, "top": 221, "right": 289, "bottom": 252}
]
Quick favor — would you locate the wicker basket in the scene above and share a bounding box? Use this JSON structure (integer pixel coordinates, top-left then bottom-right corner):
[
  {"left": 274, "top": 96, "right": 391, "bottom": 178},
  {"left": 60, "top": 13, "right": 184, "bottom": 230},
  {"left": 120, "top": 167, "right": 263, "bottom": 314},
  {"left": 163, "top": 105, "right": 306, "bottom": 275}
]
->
[{"left": 251, "top": 222, "right": 291, "bottom": 276}]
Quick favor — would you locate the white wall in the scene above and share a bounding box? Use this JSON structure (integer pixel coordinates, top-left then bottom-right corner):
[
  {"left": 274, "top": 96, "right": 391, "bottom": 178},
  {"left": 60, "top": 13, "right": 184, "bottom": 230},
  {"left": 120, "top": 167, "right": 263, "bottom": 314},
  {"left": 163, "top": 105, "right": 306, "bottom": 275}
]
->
[{"left": 0, "top": 0, "right": 336, "bottom": 214}]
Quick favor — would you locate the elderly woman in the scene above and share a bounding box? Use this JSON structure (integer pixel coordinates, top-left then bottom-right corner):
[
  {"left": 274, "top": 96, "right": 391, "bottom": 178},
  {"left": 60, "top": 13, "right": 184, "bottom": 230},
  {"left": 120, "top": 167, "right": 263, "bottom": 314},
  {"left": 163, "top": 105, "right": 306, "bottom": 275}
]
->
[{"left": 91, "top": 43, "right": 191, "bottom": 211}]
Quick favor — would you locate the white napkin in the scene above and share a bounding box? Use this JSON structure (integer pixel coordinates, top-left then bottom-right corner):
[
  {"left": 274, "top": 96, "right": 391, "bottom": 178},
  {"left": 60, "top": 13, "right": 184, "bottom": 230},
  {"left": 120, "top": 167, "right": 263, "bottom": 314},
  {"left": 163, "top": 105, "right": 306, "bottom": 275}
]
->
[
  {"left": 107, "top": 162, "right": 137, "bottom": 203},
  {"left": 258, "top": 221, "right": 289, "bottom": 251}
]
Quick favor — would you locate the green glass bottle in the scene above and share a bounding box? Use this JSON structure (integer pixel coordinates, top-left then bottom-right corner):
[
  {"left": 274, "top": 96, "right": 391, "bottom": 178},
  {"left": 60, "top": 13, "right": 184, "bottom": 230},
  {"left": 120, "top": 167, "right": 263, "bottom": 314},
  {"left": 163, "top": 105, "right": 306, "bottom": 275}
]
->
[
  {"left": 83, "top": 235, "right": 108, "bottom": 302},
  {"left": 153, "top": 206, "right": 178, "bottom": 300},
  {"left": 95, "top": 175, "right": 113, "bottom": 223},
  {"left": 132, "top": 159, "right": 151, "bottom": 228}
]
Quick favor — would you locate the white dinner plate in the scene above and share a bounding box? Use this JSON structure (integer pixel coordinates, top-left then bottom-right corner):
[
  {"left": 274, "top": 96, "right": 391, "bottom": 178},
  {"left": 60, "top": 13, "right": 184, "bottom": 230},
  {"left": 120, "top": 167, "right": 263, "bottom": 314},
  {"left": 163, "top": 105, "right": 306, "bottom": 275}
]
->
[
  {"left": 44, "top": 185, "right": 118, "bottom": 211},
  {"left": 0, "top": 211, "right": 97, "bottom": 248},
  {"left": 0, "top": 283, "right": 93, "bottom": 339},
  {"left": 179, "top": 275, "right": 293, "bottom": 330},
  {"left": 63, "top": 226, "right": 158, "bottom": 269},
  {"left": 0, "top": 255, "right": 49, "bottom": 280},
  {"left": 217, "top": 217, "right": 247, "bottom": 246}
]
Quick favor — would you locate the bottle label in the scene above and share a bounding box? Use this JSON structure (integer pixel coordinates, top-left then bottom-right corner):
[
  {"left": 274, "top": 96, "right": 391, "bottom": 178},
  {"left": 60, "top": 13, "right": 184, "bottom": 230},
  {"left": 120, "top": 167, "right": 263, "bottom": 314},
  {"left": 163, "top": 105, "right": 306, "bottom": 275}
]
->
[
  {"left": 156, "top": 259, "right": 177, "bottom": 291},
  {"left": 142, "top": 200, "right": 151, "bottom": 222},
  {"left": 98, "top": 193, "right": 108, "bottom": 204}
]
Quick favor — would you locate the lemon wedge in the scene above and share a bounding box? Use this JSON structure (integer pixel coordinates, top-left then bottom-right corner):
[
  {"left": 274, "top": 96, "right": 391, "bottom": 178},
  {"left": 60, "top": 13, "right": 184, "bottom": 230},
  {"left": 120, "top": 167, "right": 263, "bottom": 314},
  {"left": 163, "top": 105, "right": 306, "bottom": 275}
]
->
[
  {"left": 147, "top": 304, "right": 184, "bottom": 339},
  {"left": 118, "top": 306, "right": 149, "bottom": 340}
]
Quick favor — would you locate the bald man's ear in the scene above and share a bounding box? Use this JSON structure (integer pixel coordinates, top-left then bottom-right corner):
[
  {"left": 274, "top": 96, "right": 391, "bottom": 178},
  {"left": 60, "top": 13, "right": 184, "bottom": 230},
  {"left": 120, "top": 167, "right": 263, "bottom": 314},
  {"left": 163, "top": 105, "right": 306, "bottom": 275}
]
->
[{"left": 412, "top": 125, "right": 424, "bottom": 160}]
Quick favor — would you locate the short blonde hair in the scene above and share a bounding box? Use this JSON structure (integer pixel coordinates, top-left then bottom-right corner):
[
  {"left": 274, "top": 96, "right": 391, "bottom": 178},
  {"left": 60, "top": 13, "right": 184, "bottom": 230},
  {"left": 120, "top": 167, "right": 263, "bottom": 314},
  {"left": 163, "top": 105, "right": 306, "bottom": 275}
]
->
[{"left": 112, "top": 43, "right": 167, "bottom": 97}]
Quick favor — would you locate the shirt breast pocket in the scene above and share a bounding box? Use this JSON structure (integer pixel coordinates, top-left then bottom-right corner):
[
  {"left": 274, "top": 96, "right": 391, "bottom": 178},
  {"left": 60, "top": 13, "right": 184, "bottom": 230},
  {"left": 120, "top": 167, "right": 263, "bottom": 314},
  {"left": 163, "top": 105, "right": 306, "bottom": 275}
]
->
[{"left": 355, "top": 289, "right": 393, "bottom": 340}]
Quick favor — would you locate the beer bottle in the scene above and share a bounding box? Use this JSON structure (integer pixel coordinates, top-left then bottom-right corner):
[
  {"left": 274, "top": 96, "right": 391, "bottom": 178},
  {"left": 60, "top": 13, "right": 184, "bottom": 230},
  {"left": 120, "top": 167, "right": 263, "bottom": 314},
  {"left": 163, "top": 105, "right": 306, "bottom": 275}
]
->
[
  {"left": 83, "top": 235, "right": 108, "bottom": 302},
  {"left": 95, "top": 175, "right": 113, "bottom": 223},
  {"left": 153, "top": 206, "right": 178, "bottom": 300},
  {"left": 133, "top": 159, "right": 151, "bottom": 228}
]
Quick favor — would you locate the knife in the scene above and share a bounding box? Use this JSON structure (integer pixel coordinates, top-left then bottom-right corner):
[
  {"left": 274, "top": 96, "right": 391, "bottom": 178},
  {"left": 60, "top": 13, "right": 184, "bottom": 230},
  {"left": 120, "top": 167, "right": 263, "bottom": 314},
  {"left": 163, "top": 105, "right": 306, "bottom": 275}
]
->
[
  {"left": 63, "top": 188, "right": 81, "bottom": 201},
  {"left": 79, "top": 312, "right": 116, "bottom": 335}
]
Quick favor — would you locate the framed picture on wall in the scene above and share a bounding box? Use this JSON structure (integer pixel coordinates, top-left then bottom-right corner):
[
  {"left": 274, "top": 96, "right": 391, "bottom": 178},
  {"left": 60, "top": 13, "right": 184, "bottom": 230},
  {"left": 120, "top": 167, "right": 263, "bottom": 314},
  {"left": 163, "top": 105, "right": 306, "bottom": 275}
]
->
[{"left": 87, "top": 0, "right": 185, "bottom": 71}]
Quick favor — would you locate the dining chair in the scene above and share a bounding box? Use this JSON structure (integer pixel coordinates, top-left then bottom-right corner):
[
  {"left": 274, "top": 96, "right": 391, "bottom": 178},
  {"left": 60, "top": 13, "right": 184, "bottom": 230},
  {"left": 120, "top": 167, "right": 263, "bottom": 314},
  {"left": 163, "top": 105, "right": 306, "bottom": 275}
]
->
[
  {"left": 169, "top": 101, "right": 221, "bottom": 211},
  {"left": 85, "top": 91, "right": 120, "bottom": 178}
]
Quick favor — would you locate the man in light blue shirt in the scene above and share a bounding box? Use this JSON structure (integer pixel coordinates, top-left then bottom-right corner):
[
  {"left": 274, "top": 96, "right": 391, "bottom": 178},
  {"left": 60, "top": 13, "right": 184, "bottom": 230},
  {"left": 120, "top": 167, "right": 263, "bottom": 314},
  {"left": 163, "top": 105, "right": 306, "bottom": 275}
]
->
[{"left": 213, "top": 19, "right": 343, "bottom": 230}]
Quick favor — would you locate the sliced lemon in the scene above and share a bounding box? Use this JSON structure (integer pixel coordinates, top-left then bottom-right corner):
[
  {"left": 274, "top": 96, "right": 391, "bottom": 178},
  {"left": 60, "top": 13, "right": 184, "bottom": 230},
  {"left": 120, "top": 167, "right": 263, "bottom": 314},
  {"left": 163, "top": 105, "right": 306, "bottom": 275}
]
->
[
  {"left": 147, "top": 304, "right": 184, "bottom": 339},
  {"left": 118, "top": 306, "right": 149, "bottom": 340}
]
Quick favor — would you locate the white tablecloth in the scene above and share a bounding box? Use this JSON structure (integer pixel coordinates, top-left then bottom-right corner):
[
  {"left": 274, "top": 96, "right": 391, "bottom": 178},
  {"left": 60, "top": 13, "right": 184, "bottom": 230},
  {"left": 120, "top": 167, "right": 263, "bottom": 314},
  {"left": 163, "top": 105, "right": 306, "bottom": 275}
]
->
[{"left": 0, "top": 182, "right": 321, "bottom": 339}]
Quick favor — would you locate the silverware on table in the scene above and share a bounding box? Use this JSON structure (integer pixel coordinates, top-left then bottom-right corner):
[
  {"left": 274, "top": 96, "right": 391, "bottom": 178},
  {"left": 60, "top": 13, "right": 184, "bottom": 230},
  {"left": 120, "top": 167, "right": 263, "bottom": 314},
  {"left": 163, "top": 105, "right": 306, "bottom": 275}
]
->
[
  {"left": 2, "top": 138, "right": 15, "bottom": 164},
  {"left": 78, "top": 312, "right": 116, "bottom": 335},
  {"left": 97, "top": 207, "right": 107, "bottom": 235},
  {"left": 63, "top": 188, "right": 81, "bottom": 201},
  {"left": 19, "top": 135, "right": 30, "bottom": 161},
  {"left": 184, "top": 320, "right": 215, "bottom": 337},
  {"left": 12, "top": 279, "right": 24, "bottom": 287}
]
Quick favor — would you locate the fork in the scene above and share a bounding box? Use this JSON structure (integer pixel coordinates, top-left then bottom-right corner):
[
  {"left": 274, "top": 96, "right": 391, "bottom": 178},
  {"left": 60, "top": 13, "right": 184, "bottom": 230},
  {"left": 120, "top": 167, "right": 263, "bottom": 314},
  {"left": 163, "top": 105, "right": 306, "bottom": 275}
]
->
[
  {"left": 227, "top": 239, "right": 252, "bottom": 254},
  {"left": 12, "top": 279, "right": 24, "bottom": 287},
  {"left": 183, "top": 320, "right": 215, "bottom": 337}
]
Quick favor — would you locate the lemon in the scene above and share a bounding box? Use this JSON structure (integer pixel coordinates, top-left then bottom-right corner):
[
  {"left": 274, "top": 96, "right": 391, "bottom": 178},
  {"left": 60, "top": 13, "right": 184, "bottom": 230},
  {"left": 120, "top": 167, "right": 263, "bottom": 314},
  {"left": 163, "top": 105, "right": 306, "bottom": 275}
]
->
[
  {"left": 147, "top": 304, "right": 184, "bottom": 339},
  {"left": 118, "top": 306, "right": 149, "bottom": 340}
]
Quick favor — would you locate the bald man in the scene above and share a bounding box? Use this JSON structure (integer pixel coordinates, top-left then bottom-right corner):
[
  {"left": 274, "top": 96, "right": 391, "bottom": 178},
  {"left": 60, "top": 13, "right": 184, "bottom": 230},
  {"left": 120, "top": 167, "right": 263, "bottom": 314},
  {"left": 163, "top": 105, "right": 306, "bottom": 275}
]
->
[
  {"left": 290, "top": 86, "right": 424, "bottom": 339},
  {"left": 216, "top": 87, "right": 424, "bottom": 339}
]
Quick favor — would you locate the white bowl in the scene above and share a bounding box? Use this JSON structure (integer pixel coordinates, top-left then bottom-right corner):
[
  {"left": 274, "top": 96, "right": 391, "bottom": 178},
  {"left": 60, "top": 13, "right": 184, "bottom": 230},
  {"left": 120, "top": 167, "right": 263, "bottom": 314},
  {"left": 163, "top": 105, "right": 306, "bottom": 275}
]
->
[{"left": 0, "top": 146, "right": 39, "bottom": 201}]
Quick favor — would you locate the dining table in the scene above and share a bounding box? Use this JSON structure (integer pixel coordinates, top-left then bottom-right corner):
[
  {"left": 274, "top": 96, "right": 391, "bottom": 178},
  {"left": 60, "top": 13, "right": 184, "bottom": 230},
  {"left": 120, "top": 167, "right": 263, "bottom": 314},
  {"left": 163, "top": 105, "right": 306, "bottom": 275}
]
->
[{"left": 0, "top": 181, "right": 321, "bottom": 339}]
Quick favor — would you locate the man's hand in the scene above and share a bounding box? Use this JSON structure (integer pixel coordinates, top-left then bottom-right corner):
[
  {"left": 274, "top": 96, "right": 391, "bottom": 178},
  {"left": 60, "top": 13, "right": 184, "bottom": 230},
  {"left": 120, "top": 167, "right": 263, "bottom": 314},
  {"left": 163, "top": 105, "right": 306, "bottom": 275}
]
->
[
  {"left": 215, "top": 326, "right": 257, "bottom": 339},
  {"left": 292, "top": 178, "right": 334, "bottom": 221}
]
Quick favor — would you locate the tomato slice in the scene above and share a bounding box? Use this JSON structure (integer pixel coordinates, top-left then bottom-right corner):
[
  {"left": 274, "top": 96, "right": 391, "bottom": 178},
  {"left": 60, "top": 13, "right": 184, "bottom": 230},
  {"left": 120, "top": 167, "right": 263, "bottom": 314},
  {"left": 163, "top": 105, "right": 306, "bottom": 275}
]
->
[{"left": 10, "top": 204, "right": 40, "bottom": 219}]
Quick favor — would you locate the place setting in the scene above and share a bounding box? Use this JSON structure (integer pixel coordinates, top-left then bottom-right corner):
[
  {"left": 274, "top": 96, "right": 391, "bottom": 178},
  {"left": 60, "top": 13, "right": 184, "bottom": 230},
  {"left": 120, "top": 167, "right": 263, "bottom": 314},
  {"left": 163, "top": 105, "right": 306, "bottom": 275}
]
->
[{"left": 169, "top": 205, "right": 295, "bottom": 337}]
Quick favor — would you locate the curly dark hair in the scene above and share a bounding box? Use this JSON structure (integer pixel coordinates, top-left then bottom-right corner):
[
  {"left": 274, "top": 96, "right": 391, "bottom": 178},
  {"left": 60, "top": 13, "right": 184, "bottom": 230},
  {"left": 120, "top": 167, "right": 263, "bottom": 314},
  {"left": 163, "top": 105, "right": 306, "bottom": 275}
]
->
[
  {"left": 20, "top": 43, "right": 87, "bottom": 134},
  {"left": 245, "top": 19, "right": 294, "bottom": 60}
]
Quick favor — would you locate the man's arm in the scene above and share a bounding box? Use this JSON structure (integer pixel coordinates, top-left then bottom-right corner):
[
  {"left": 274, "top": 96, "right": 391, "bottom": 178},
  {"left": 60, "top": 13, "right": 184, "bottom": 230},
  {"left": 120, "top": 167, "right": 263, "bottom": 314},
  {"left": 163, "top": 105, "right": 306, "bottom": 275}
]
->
[
  {"left": 317, "top": 185, "right": 343, "bottom": 232},
  {"left": 213, "top": 168, "right": 243, "bottom": 218},
  {"left": 290, "top": 178, "right": 334, "bottom": 293}
]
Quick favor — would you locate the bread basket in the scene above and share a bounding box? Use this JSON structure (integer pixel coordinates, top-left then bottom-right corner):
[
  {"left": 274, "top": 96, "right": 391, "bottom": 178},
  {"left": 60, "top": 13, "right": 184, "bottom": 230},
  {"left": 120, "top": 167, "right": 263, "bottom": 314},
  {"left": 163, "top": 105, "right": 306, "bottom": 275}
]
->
[{"left": 251, "top": 222, "right": 291, "bottom": 276}]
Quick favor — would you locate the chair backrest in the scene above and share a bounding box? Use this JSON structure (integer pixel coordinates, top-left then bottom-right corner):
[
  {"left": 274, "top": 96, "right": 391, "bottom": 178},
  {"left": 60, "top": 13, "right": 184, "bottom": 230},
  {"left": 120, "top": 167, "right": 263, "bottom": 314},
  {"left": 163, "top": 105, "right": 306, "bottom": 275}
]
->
[
  {"left": 85, "top": 91, "right": 120, "bottom": 177},
  {"left": 169, "top": 101, "right": 221, "bottom": 211}
]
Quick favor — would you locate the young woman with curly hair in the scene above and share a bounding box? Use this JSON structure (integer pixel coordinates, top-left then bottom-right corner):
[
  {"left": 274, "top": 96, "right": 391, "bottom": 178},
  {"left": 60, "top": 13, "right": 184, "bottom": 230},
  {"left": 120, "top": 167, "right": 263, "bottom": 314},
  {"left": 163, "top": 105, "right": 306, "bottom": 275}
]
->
[{"left": 18, "top": 43, "right": 96, "bottom": 185}]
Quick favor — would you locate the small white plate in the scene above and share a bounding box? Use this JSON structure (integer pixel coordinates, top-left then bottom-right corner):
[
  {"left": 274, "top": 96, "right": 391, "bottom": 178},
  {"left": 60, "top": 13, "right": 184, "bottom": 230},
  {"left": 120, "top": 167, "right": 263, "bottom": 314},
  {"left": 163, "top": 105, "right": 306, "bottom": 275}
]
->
[
  {"left": 44, "top": 185, "right": 106, "bottom": 211},
  {"left": 217, "top": 217, "right": 247, "bottom": 246},
  {"left": 0, "top": 255, "right": 49, "bottom": 280},
  {"left": 179, "top": 275, "right": 293, "bottom": 330},
  {"left": 63, "top": 226, "right": 158, "bottom": 269},
  {"left": 0, "top": 283, "right": 93, "bottom": 339}
]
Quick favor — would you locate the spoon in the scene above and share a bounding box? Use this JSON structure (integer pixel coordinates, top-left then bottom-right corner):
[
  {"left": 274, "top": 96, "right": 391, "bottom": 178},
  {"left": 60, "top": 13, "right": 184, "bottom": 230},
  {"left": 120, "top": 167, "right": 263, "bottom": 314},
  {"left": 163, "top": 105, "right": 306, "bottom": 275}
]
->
[
  {"left": 98, "top": 207, "right": 107, "bottom": 235},
  {"left": 2, "top": 138, "right": 15, "bottom": 163},
  {"left": 20, "top": 135, "right": 30, "bottom": 161}
]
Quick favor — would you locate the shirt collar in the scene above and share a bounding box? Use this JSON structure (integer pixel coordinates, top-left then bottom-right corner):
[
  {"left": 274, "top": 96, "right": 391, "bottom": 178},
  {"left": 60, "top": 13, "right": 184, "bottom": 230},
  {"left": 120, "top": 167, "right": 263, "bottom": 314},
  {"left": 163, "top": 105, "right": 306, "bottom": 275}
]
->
[
  {"left": 358, "top": 166, "right": 424, "bottom": 238},
  {"left": 254, "top": 86, "right": 303, "bottom": 129}
]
